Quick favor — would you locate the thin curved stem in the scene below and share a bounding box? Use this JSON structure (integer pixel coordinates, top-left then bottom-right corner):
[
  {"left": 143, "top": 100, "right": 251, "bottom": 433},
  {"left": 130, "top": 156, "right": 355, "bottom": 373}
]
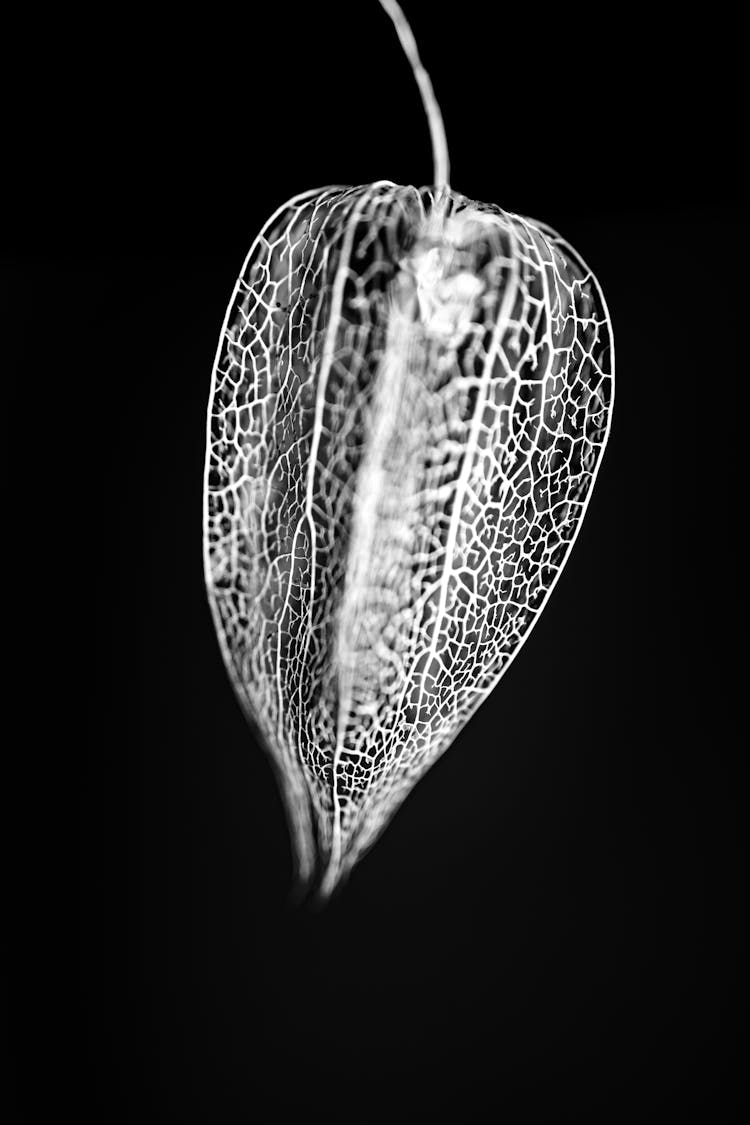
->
[{"left": 378, "top": 0, "right": 450, "bottom": 190}]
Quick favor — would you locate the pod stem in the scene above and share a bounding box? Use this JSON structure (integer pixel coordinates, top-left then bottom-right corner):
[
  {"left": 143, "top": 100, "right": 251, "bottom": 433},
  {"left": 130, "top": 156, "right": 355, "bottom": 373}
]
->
[{"left": 378, "top": 0, "right": 451, "bottom": 191}]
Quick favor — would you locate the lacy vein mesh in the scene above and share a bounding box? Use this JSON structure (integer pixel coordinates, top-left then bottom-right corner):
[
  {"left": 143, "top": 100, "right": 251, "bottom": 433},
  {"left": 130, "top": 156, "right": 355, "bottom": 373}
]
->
[{"left": 204, "top": 183, "right": 613, "bottom": 892}]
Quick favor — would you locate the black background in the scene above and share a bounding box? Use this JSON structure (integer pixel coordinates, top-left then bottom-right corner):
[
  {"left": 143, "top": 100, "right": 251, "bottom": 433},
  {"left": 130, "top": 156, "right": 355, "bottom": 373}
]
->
[{"left": 7, "top": 1, "right": 745, "bottom": 1121}]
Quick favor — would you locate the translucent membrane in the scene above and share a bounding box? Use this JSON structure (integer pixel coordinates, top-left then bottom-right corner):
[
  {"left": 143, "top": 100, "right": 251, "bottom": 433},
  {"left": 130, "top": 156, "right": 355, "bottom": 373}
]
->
[{"left": 204, "top": 176, "right": 613, "bottom": 895}]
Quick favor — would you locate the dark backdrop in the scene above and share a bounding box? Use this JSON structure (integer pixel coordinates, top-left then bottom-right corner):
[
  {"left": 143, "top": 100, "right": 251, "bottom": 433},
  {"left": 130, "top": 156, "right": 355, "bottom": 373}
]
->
[{"left": 7, "top": 2, "right": 744, "bottom": 1121}]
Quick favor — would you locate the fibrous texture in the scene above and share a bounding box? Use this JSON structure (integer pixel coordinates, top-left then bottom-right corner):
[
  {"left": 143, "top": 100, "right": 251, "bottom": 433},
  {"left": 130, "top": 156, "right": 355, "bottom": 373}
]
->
[{"left": 204, "top": 182, "right": 613, "bottom": 894}]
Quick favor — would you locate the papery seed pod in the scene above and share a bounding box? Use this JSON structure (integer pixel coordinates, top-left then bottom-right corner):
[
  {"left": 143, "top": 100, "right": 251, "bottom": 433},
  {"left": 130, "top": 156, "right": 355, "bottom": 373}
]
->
[{"left": 204, "top": 0, "right": 614, "bottom": 897}]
